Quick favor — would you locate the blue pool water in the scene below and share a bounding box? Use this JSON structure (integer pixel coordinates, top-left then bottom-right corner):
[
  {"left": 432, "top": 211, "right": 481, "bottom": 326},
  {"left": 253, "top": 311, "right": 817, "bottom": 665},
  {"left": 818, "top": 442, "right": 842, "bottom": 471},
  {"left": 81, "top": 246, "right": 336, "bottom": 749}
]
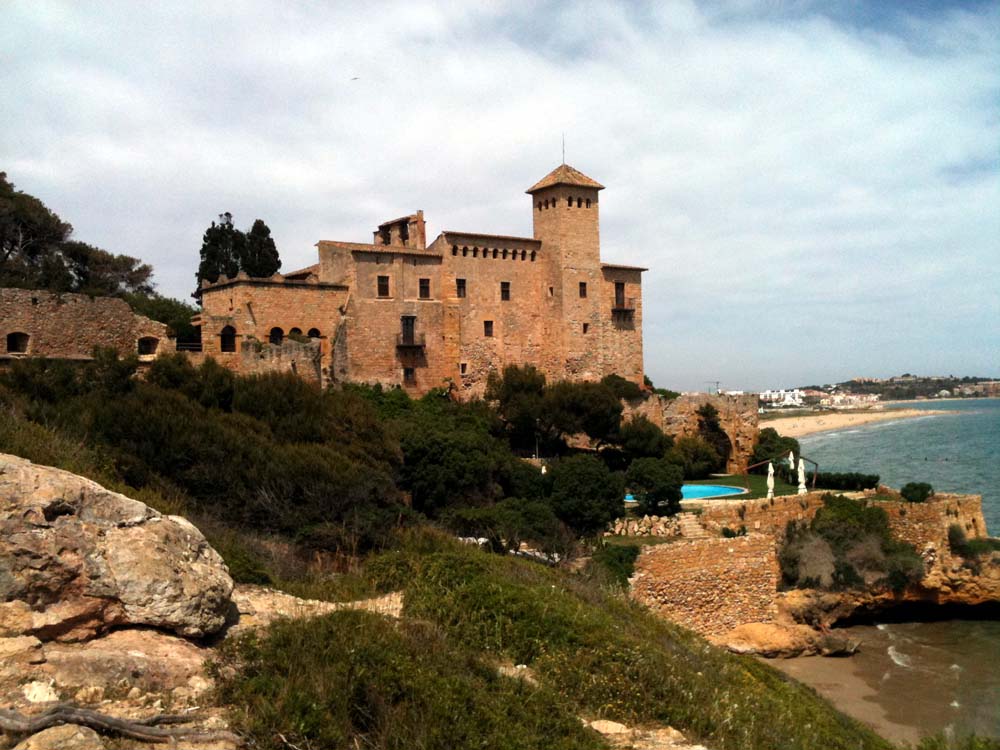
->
[{"left": 681, "top": 484, "right": 746, "bottom": 499}]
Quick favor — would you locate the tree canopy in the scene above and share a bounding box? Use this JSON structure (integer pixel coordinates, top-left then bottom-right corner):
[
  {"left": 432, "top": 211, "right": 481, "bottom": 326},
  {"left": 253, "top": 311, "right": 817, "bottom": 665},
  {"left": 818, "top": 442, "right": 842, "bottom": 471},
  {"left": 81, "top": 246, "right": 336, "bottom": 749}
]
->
[
  {"left": 0, "top": 172, "right": 153, "bottom": 296},
  {"left": 196, "top": 213, "right": 281, "bottom": 287}
]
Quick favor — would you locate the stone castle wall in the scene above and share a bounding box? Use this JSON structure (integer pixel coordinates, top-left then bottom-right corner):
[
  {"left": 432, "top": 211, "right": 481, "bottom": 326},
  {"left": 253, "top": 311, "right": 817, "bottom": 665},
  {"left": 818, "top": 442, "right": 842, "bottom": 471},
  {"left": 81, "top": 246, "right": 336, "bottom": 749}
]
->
[
  {"left": 696, "top": 492, "right": 828, "bottom": 538},
  {"left": 630, "top": 534, "right": 780, "bottom": 636},
  {"left": 877, "top": 494, "right": 987, "bottom": 549},
  {"left": 0, "top": 288, "right": 173, "bottom": 361}
]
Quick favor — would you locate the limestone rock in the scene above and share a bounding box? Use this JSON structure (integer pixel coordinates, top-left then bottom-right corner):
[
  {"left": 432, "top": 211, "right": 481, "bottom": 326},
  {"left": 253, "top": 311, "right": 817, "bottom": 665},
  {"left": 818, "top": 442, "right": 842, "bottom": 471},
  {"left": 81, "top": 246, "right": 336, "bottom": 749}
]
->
[
  {"left": 719, "top": 622, "right": 825, "bottom": 658},
  {"left": 13, "top": 725, "right": 104, "bottom": 750},
  {"left": 0, "top": 453, "right": 233, "bottom": 642}
]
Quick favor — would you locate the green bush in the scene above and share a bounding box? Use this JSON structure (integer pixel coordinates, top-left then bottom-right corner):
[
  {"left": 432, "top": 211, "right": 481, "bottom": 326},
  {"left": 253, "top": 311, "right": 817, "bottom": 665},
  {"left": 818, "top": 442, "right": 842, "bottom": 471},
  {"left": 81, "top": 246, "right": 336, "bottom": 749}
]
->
[
  {"left": 900, "top": 482, "right": 934, "bottom": 503},
  {"left": 626, "top": 457, "right": 683, "bottom": 516},
  {"left": 443, "top": 498, "right": 569, "bottom": 555},
  {"left": 547, "top": 454, "right": 624, "bottom": 535},
  {"left": 589, "top": 543, "right": 640, "bottom": 587},
  {"left": 601, "top": 373, "right": 643, "bottom": 401},
  {"left": 667, "top": 435, "right": 720, "bottom": 480},
  {"left": 749, "top": 428, "right": 800, "bottom": 473},
  {"left": 814, "top": 472, "right": 880, "bottom": 491},
  {"left": 213, "top": 610, "right": 600, "bottom": 750}
]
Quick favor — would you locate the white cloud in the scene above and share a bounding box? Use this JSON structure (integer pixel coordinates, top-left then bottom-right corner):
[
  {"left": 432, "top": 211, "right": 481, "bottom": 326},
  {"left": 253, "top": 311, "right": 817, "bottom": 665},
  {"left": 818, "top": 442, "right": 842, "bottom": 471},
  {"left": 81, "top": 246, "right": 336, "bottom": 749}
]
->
[{"left": 2, "top": 0, "right": 997, "bottom": 390}]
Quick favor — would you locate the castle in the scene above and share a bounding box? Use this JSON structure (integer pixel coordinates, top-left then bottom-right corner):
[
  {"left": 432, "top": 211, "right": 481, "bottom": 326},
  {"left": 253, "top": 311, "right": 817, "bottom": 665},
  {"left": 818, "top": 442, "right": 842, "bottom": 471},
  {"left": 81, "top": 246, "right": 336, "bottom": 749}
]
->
[{"left": 193, "top": 164, "right": 646, "bottom": 395}]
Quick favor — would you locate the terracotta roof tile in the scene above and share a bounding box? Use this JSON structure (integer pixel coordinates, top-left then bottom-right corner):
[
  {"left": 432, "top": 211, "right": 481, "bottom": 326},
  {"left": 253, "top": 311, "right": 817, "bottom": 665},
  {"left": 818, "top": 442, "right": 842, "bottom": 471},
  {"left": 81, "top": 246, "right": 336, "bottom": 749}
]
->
[{"left": 526, "top": 164, "right": 604, "bottom": 194}]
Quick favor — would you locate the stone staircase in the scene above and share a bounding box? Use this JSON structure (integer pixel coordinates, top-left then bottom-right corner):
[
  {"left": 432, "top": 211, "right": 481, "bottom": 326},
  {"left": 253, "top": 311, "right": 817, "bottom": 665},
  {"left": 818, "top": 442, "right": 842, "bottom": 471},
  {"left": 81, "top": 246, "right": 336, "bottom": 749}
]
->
[{"left": 676, "top": 512, "right": 710, "bottom": 539}]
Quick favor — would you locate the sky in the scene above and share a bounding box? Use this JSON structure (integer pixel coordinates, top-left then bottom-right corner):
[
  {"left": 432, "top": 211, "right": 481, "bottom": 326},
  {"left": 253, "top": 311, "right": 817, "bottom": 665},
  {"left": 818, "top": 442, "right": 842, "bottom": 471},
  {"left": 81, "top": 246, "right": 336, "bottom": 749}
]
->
[{"left": 2, "top": 0, "right": 998, "bottom": 392}]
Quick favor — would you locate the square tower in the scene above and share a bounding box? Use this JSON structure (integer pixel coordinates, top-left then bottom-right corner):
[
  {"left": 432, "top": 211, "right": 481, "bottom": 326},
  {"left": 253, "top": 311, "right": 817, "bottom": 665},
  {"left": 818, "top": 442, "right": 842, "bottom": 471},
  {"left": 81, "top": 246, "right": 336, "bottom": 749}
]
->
[{"left": 527, "top": 164, "right": 604, "bottom": 271}]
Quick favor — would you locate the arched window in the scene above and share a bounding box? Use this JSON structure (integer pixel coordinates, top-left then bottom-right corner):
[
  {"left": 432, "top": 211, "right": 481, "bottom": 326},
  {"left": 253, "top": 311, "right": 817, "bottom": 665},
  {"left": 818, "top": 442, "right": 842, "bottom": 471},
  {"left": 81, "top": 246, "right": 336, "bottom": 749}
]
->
[
  {"left": 451, "top": 245, "right": 458, "bottom": 256},
  {"left": 567, "top": 197, "right": 572, "bottom": 207},
  {"left": 520, "top": 250, "right": 526, "bottom": 261},
  {"left": 462, "top": 246, "right": 468, "bottom": 257},
  {"left": 577, "top": 198, "right": 582, "bottom": 207},
  {"left": 473, "top": 247, "right": 478, "bottom": 257},
  {"left": 502, "top": 249, "right": 508, "bottom": 259},
  {"left": 307, "top": 328, "right": 321, "bottom": 339},
  {"left": 269, "top": 327, "right": 284, "bottom": 345},
  {"left": 290, "top": 327, "right": 302, "bottom": 336},
  {"left": 492, "top": 248, "right": 498, "bottom": 258},
  {"left": 543, "top": 199, "right": 549, "bottom": 209},
  {"left": 537, "top": 202, "right": 542, "bottom": 211},
  {"left": 586, "top": 198, "right": 591, "bottom": 208},
  {"left": 220, "top": 325, "right": 237, "bottom": 353},
  {"left": 137, "top": 337, "right": 159, "bottom": 356},
  {"left": 530, "top": 250, "right": 536, "bottom": 262},
  {"left": 5, "top": 331, "right": 29, "bottom": 354}
]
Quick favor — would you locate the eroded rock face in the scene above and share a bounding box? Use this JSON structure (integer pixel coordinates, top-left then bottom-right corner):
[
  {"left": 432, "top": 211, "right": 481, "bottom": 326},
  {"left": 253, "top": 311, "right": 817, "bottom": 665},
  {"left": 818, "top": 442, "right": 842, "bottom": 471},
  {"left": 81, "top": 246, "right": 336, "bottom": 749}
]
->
[
  {"left": 13, "top": 725, "right": 105, "bottom": 750},
  {"left": 0, "top": 454, "right": 233, "bottom": 642}
]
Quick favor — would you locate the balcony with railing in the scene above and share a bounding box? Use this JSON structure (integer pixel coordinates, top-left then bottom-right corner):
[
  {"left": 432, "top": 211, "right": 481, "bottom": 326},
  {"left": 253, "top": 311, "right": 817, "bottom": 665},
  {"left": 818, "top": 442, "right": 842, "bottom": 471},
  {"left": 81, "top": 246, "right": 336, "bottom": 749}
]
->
[
  {"left": 396, "top": 332, "right": 426, "bottom": 349},
  {"left": 612, "top": 296, "right": 636, "bottom": 316}
]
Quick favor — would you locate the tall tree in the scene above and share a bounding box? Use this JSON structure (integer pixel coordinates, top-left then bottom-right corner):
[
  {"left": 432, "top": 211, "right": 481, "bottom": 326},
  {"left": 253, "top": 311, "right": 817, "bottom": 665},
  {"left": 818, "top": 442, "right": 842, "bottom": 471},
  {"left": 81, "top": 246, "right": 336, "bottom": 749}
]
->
[
  {"left": 196, "top": 213, "right": 242, "bottom": 286},
  {"left": 242, "top": 219, "right": 281, "bottom": 277},
  {"left": 0, "top": 172, "right": 153, "bottom": 295}
]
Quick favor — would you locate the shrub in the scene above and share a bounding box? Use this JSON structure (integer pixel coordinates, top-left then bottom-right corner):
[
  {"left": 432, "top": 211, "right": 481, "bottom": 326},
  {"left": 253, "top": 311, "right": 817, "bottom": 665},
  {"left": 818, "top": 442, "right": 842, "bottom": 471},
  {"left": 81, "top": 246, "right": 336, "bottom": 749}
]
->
[
  {"left": 589, "top": 543, "right": 640, "bottom": 587},
  {"left": 667, "top": 435, "right": 720, "bottom": 480},
  {"left": 900, "top": 482, "right": 934, "bottom": 503},
  {"left": 601, "top": 373, "right": 644, "bottom": 401},
  {"left": 547, "top": 454, "right": 624, "bottom": 535},
  {"left": 749, "top": 428, "right": 800, "bottom": 473},
  {"left": 614, "top": 415, "right": 673, "bottom": 463},
  {"left": 443, "top": 498, "right": 569, "bottom": 555},
  {"left": 813, "top": 472, "right": 880, "bottom": 491},
  {"left": 625, "top": 457, "right": 683, "bottom": 516}
]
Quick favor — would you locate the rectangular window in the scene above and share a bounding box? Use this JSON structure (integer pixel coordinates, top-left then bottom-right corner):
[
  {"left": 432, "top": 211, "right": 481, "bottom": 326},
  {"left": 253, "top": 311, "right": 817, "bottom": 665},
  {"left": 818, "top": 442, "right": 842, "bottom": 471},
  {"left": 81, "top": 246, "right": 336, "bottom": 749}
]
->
[
  {"left": 403, "top": 367, "right": 415, "bottom": 385},
  {"left": 419, "top": 278, "right": 430, "bottom": 299},
  {"left": 579, "top": 282, "right": 587, "bottom": 298},
  {"left": 377, "top": 275, "right": 390, "bottom": 297},
  {"left": 484, "top": 320, "right": 494, "bottom": 337},
  {"left": 400, "top": 315, "right": 415, "bottom": 344},
  {"left": 548, "top": 286, "right": 554, "bottom": 297},
  {"left": 583, "top": 323, "right": 589, "bottom": 334},
  {"left": 460, "top": 362, "right": 468, "bottom": 375},
  {"left": 456, "top": 278, "right": 466, "bottom": 298},
  {"left": 615, "top": 281, "right": 626, "bottom": 307},
  {"left": 500, "top": 281, "right": 510, "bottom": 301}
]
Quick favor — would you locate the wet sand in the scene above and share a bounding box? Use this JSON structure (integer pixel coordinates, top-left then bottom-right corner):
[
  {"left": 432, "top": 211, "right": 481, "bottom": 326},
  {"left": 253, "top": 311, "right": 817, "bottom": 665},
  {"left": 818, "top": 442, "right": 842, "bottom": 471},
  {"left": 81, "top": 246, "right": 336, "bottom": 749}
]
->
[
  {"left": 768, "top": 655, "right": 921, "bottom": 745},
  {"left": 765, "top": 408, "right": 948, "bottom": 438}
]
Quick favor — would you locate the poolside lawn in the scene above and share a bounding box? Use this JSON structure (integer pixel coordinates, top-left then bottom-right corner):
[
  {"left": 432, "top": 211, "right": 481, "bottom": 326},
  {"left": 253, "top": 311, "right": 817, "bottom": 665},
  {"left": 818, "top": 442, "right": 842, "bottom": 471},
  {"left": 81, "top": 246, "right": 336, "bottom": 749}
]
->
[
  {"left": 602, "top": 535, "right": 680, "bottom": 547},
  {"left": 686, "top": 473, "right": 798, "bottom": 499}
]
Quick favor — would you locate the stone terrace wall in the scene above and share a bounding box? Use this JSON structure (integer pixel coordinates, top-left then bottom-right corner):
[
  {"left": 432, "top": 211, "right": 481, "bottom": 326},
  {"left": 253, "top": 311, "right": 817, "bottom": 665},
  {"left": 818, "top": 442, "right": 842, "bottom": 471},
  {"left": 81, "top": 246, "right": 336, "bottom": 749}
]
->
[
  {"left": 625, "top": 393, "right": 759, "bottom": 474},
  {"left": 876, "top": 494, "right": 988, "bottom": 549},
  {"left": 696, "top": 491, "right": 828, "bottom": 539},
  {"left": 0, "top": 288, "right": 172, "bottom": 360},
  {"left": 631, "top": 535, "right": 780, "bottom": 637}
]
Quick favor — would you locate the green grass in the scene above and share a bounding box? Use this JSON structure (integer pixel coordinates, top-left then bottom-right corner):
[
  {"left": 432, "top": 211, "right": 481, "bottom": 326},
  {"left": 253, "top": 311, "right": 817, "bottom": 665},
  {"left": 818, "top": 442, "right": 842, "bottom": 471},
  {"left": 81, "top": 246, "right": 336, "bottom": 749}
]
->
[
  {"left": 213, "top": 610, "right": 603, "bottom": 750},
  {"left": 687, "top": 473, "right": 798, "bottom": 499},
  {"left": 366, "top": 530, "right": 893, "bottom": 750},
  {"left": 602, "top": 534, "right": 680, "bottom": 547}
]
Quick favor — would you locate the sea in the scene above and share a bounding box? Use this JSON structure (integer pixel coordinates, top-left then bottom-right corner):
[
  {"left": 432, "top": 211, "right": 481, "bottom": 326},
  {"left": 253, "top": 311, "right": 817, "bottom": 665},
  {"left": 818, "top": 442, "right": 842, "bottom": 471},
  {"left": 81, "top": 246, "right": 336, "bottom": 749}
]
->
[{"left": 780, "top": 398, "right": 1000, "bottom": 742}]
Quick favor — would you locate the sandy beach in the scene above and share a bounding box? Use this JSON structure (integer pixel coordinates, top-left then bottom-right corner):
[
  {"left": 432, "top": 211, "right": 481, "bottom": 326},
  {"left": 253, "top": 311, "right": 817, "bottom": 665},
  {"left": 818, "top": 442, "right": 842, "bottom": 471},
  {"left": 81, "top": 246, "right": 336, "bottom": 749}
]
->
[{"left": 764, "top": 408, "right": 948, "bottom": 437}]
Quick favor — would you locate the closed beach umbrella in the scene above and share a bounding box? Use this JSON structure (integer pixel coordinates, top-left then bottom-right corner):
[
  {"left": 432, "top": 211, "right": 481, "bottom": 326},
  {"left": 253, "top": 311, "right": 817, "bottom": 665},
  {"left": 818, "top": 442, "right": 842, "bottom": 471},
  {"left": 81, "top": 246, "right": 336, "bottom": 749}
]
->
[
  {"left": 797, "top": 457, "right": 808, "bottom": 495},
  {"left": 766, "top": 462, "right": 775, "bottom": 500},
  {"left": 788, "top": 451, "right": 795, "bottom": 475}
]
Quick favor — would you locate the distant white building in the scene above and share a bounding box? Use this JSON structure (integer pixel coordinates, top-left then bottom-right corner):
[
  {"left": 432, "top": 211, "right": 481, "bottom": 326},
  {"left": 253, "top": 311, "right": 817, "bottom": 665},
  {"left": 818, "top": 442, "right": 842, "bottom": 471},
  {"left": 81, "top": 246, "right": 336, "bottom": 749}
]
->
[{"left": 759, "top": 389, "right": 805, "bottom": 408}]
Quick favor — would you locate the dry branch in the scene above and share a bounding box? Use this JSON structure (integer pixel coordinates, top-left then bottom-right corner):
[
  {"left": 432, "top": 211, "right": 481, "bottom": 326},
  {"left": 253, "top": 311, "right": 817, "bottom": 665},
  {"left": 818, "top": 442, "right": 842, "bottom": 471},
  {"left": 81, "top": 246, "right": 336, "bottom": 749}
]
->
[{"left": 0, "top": 703, "right": 240, "bottom": 745}]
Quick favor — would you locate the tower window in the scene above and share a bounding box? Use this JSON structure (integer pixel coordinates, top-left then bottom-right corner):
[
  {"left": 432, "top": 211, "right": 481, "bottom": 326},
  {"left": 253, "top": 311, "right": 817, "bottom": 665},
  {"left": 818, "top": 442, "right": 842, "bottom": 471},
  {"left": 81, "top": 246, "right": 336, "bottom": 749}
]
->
[
  {"left": 492, "top": 248, "right": 498, "bottom": 258},
  {"left": 462, "top": 246, "right": 468, "bottom": 257},
  {"left": 583, "top": 323, "right": 589, "bottom": 334},
  {"left": 220, "top": 325, "right": 237, "bottom": 353},
  {"left": 500, "top": 281, "right": 510, "bottom": 301},
  {"left": 567, "top": 197, "right": 572, "bottom": 207},
  {"left": 537, "top": 202, "right": 542, "bottom": 211},
  {"left": 520, "top": 250, "right": 526, "bottom": 260},
  {"left": 548, "top": 286, "right": 554, "bottom": 297},
  {"left": 577, "top": 198, "right": 582, "bottom": 207},
  {"left": 579, "top": 282, "right": 587, "bottom": 298},
  {"left": 530, "top": 251, "right": 536, "bottom": 261},
  {"left": 452, "top": 245, "right": 458, "bottom": 256},
  {"left": 586, "top": 198, "right": 592, "bottom": 208},
  {"left": 473, "top": 247, "right": 478, "bottom": 257},
  {"left": 502, "top": 249, "right": 508, "bottom": 259},
  {"left": 403, "top": 367, "right": 416, "bottom": 385},
  {"left": 377, "top": 275, "right": 390, "bottom": 297},
  {"left": 484, "top": 320, "right": 494, "bottom": 337},
  {"left": 460, "top": 362, "right": 468, "bottom": 375},
  {"left": 456, "top": 278, "right": 466, "bottom": 298},
  {"left": 419, "top": 278, "right": 430, "bottom": 299}
]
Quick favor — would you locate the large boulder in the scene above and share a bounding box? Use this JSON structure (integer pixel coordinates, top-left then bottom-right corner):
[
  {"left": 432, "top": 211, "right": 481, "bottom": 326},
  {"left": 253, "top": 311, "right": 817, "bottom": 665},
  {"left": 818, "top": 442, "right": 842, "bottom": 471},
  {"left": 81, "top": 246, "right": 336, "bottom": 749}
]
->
[{"left": 0, "top": 454, "right": 233, "bottom": 642}]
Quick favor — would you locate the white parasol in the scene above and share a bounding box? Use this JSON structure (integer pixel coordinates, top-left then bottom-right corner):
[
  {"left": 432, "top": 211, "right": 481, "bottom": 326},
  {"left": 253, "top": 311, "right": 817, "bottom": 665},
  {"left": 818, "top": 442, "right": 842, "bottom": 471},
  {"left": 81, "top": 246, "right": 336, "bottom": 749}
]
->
[
  {"left": 797, "top": 457, "right": 808, "bottom": 495},
  {"left": 766, "top": 462, "right": 775, "bottom": 500}
]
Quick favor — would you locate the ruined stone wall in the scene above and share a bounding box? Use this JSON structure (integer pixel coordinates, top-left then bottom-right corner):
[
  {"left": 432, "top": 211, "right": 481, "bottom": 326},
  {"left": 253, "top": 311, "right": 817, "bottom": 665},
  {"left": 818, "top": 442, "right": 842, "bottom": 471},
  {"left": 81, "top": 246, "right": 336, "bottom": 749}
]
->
[
  {"left": 631, "top": 535, "right": 780, "bottom": 636},
  {"left": 875, "top": 494, "right": 988, "bottom": 549},
  {"left": 695, "top": 492, "right": 828, "bottom": 538},
  {"left": 0, "top": 288, "right": 173, "bottom": 361},
  {"left": 625, "top": 393, "right": 759, "bottom": 473}
]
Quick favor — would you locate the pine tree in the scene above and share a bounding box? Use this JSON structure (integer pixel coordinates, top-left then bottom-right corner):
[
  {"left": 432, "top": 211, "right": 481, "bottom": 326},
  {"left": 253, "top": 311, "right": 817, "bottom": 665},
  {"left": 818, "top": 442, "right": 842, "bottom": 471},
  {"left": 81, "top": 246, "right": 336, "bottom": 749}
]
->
[{"left": 196, "top": 213, "right": 241, "bottom": 286}]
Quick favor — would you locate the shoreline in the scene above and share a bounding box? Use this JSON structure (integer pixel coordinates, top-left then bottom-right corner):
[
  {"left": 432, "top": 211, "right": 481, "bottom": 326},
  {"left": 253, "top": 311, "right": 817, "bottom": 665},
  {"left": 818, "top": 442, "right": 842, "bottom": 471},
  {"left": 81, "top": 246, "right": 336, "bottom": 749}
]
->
[{"left": 763, "top": 408, "right": 950, "bottom": 438}]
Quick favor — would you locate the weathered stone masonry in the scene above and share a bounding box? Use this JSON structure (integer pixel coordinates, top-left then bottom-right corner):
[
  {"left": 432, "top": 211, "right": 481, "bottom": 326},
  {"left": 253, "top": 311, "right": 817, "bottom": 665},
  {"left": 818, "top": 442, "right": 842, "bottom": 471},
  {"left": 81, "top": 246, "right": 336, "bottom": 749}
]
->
[
  {"left": 0, "top": 288, "right": 173, "bottom": 363},
  {"left": 195, "top": 164, "right": 646, "bottom": 397}
]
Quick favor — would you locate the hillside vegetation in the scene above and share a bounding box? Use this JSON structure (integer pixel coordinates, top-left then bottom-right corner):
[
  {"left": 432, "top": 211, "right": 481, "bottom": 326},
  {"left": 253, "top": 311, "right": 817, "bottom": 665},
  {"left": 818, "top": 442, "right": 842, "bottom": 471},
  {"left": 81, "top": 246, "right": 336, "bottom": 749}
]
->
[{"left": 0, "top": 355, "right": 993, "bottom": 750}]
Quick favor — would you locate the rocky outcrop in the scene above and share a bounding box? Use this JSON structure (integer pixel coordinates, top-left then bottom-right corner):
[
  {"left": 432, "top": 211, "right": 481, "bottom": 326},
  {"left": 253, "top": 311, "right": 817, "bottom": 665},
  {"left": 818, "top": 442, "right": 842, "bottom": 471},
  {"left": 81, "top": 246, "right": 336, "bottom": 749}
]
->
[
  {"left": 0, "top": 454, "right": 233, "bottom": 642},
  {"left": 624, "top": 393, "right": 759, "bottom": 474},
  {"left": 606, "top": 514, "right": 682, "bottom": 538}
]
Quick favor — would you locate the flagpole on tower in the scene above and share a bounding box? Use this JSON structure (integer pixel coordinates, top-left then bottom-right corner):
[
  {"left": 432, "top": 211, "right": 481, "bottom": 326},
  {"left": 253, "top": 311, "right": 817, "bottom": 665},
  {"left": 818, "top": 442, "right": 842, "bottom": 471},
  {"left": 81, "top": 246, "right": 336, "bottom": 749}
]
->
[{"left": 562, "top": 133, "right": 565, "bottom": 164}]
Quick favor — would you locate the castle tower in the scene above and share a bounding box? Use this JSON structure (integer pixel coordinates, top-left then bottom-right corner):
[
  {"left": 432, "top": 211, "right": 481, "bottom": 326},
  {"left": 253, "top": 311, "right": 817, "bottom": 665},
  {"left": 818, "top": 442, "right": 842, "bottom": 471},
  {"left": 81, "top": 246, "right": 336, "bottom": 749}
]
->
[
  {"left": 527, "top": 164, "right": 604, "bottom": 269},
  {"left": 527, "top": 164, "right": 606, "bottom": 380}
]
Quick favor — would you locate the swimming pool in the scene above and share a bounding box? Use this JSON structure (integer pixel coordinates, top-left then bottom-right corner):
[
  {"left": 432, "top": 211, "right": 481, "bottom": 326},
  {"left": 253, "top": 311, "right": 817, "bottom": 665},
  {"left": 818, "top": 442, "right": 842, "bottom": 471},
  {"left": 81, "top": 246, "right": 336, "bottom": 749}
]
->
[{"left": 681, "top": 484, "right": 747, "bottom": 499}]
